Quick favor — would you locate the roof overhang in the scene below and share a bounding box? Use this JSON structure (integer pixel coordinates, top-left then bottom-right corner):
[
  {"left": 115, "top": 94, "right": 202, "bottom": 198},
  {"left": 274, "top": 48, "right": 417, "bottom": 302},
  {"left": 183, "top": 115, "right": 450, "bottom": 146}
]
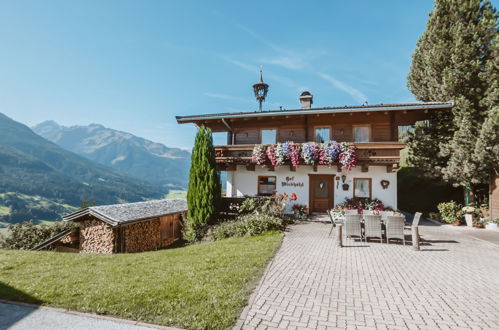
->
[{"left": 176, "top": 101, "right": 454, "bottom": 124}]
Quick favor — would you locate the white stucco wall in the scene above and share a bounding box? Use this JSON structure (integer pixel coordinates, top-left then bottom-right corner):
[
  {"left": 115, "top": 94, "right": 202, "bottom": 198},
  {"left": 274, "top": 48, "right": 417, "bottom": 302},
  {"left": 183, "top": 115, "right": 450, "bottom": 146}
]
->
[{"left": 226, "top": 165, "right": 397, "bottom": 210}]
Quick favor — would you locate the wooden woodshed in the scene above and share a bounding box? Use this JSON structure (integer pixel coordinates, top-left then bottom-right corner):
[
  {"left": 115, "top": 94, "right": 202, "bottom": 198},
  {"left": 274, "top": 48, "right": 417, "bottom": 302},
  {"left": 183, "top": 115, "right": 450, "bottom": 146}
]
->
[{"left": 62, "top": 199, "right": 187, "bottom": 254}]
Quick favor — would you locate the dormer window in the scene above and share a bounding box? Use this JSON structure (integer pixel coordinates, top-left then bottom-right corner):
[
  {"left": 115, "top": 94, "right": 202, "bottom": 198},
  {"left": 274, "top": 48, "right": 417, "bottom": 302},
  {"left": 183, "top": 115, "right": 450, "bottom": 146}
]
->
[
  {"left": 353, "top": 125, "right": 370, "bottom": 142},
  {"left": 261, "top": 129, "right": 277, "bottom": 144}
]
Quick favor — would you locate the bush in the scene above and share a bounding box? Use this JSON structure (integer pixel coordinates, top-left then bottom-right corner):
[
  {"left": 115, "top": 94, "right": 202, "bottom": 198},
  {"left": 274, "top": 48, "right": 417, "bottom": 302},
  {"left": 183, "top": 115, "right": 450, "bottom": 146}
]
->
[
  {"left": 212, "top": 213, "right": 283, "bottom": 240},
  {"left": 437, "top": 201, "right": 463, "bottom": 224},
  {"left": 0, "top": 221, "right": 78, "bottom": 250},
  {"left": 238, "top": 197, "right": 285, "bottom": 217}
]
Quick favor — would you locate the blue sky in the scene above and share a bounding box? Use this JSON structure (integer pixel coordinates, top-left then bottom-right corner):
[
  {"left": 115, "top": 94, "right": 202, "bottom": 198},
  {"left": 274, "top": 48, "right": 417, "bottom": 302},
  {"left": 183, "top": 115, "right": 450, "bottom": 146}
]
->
[{"left": 0, "top": 0, "right": 473, "bottom": 149}]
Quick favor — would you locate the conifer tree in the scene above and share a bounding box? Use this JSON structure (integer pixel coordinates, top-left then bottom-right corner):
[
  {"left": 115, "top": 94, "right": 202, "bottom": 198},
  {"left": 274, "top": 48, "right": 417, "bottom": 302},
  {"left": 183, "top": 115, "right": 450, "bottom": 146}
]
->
[
  {"left": 186, "top": 126, "right": 221, "bottom": 230},
  {"left": 407, "top": 0, "right": 498, "bottom": 193}
]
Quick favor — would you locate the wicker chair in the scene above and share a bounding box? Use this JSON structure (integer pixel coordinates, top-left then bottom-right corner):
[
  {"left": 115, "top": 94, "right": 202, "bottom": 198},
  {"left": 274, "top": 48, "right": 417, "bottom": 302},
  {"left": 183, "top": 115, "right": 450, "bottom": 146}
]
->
[
  {"left": 412, "top": 212, "right": 422, "bottom": 227},
  {"left": 344, "top": 214, "right": 362, "bottom": 241},
  {"left": 386, "top": 215, "right": 406, "bottom": 245},
  {"left": 380, "top": 211, "right": 394, "bottom": 222},
  {"left": 327, "top": 209, "right": 343, "bottom": 236},
  {"left": 345, "top": 209, "right": 358, "bottom": 215},
  {"left": 364, "top": 215, "right": 383, "bottom": 243}
]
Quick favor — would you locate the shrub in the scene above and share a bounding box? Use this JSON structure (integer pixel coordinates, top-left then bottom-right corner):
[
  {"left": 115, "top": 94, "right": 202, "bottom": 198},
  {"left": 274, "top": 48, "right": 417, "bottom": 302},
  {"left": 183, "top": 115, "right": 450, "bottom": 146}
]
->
[
  {"left": 292, "top": 204, "right": 308, "bottom": 219},
  {"left": 211, "top": 213, "right": 283, "bottom": 240},
  {"left": 0, "top": 221, "right": 78, "bottom": 250},
  {"left": 238, "top": 196, "right": 285, "bottom": 217},
  {"left": 437, "top": 201, "right": 463, "bottom": 224}
]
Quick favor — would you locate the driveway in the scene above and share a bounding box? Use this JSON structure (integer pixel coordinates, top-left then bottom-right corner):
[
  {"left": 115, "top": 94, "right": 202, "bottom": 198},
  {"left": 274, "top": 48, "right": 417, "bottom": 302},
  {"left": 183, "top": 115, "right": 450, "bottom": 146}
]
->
[
  {"left": 237, "top": 221, "right": 499, "bottom": 329},
  {"left": 0, "top": 301, "right": 175, "bottom": 330}
]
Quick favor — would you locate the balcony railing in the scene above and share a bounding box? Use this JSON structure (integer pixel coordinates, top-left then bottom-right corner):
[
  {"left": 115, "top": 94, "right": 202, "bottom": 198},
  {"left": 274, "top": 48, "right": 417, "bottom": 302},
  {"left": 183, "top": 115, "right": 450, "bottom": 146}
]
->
[{"left": 214, "top": 142, "right": 405, "bottom": 170}]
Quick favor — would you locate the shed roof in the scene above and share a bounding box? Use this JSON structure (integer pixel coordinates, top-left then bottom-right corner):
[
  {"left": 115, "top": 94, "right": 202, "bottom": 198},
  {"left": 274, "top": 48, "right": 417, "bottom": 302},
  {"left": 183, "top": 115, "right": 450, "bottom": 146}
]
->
[
  {"left": 176, "top": 101, "right": 454, "bottom": 123},
  {"left": 63, "top": 199, "right": 187, "bottom": 226}
]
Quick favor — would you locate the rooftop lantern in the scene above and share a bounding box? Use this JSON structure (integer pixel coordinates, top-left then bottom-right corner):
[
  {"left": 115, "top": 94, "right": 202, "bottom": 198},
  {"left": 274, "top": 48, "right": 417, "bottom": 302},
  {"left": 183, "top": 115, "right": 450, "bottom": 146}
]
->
[{"left": 253, "top": 69, "right": 269, "bottom": 112}]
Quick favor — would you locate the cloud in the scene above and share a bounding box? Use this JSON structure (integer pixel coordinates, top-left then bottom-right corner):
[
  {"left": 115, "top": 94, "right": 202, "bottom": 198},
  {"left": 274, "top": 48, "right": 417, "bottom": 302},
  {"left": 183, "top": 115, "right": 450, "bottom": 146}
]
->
[
  {"left": 204, "top": 92, "right": 251, "bottom": 103},
  {"left": 317, "top": 72, "right": 368, "bottom": 103},
  {"left": 260, "top": 56, "right": 307, "bottom": 70},
  {"left": 236, "top": 24, "right": 369, "bottom": 104}
]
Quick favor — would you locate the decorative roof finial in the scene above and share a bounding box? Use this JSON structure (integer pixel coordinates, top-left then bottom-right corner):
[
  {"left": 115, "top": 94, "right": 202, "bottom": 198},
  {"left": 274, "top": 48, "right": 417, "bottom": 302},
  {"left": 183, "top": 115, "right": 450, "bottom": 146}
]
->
[{"left": 253, "top": 67, "right": 269, "bottom": 112}]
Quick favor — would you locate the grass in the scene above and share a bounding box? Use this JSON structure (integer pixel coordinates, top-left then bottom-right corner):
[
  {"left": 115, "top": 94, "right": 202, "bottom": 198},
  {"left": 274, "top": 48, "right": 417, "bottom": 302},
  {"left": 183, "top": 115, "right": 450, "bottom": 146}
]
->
[
  {"left": 164, "top": 189, "right": 187, "bottom": 199},
  {"left": 0, "top": 231, "right": 283, "bottom": 329}
]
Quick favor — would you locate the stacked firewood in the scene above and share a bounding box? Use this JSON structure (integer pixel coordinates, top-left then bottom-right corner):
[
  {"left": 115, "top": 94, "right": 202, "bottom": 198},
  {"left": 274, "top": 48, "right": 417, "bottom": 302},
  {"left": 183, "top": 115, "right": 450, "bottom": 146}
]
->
[
  {"left": 123, "top": 218, "right": 161, "bottom": 253},
  {"left": 79, "top": 218, "right": 115, "bottom": 254}
]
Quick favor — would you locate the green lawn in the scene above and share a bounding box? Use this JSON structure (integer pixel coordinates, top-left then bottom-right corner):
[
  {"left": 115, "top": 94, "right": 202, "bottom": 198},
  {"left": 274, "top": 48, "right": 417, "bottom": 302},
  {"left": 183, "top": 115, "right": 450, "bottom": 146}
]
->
[
  {"left": 164, "top": 189, "right": 187, "bottom": 199},
  {"left": 0, "top": 232, "right": 282, "bottom": 329}
]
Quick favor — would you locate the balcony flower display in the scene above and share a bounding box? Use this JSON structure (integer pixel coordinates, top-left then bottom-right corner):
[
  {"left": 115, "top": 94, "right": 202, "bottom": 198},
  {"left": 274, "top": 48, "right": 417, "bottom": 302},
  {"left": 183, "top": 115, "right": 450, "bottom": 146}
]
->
[
  {"left": 338, "top": 143, "right": 357, "bottom": 170},
  {"left": 251, "top": 144, "right": 267, "bottom": 166},
  {"left": 289, "top": 142, "right": 302, "bottom": 166},
  {"left": 251, "top": 141, "right": 357, "bottom": 169},
  {"left": 301, "top": 142, "right": 317, "bottom": 165},
  {"left": 266, "top": 145, "right": 277, "bottom": 166},
  {"left": 275, "top": 142, "right": 290, "bottom": 166}
]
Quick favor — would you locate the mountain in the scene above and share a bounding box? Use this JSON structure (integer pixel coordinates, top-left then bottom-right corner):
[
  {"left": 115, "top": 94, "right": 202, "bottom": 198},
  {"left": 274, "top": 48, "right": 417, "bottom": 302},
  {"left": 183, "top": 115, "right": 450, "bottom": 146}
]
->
[
  {"left": 0, "top": 112, "right": 163, "bottom": 225},
  {"left": 32, "top": 121, "right": 190, "bottom": 190}
]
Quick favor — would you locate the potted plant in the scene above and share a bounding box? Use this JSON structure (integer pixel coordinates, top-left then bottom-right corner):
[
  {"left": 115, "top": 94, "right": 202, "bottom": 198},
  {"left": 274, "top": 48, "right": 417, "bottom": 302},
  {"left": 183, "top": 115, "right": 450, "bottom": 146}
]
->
[
  {"left": 292, "top": 204, "right": 308, "bottom": 220},
  {"left": 437, "top": 201, "right": 463, "bottom": 226},
  {"left": 462, "top": 206, "right": 476, "bottom": 227},
  {"left": 486, "top": 219, "right": 499, "bottom": 231}
]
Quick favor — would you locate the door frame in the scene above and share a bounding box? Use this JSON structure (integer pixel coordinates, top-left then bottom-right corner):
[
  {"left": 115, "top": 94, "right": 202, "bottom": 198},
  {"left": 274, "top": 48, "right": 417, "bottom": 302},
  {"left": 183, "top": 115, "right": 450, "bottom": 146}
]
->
[{"left": 308, "top": 174, "right": 335, "bottom": 213}]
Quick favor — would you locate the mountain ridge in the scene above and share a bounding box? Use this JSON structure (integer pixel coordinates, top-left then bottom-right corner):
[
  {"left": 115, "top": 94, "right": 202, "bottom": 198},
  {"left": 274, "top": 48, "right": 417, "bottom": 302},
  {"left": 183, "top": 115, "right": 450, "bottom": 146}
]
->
[{"left": 32, "top": 120, "right": 191, "bottom": 190}]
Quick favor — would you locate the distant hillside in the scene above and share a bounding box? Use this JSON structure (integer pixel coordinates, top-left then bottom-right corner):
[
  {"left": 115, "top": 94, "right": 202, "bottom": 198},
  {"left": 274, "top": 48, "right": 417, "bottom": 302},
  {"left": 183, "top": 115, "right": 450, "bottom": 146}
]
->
[
  {"left": 33, "top": 121, "right": 190, "bottom": 190},
  {"left": 0, "top": 112, "right": 163, "bottom": 225}
]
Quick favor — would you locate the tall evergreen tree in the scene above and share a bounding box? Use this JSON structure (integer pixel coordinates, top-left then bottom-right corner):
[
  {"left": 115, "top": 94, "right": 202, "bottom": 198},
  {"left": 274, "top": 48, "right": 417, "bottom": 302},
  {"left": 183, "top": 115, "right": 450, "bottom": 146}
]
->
[
  {"left": 186, "top": 126, "right": 221, "bottom": 229},
  {"left": 407, "top": 0, "right": 498, "bottom": 193}
]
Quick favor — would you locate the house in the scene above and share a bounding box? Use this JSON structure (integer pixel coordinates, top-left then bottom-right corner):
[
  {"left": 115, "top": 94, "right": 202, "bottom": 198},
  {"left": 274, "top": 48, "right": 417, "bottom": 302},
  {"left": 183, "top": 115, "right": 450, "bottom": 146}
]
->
[
  {"left": 60, "top": 199, "right": 187, "bottom": 254},
  {"left": 176, "top": 74, "right": 453, "bottom": 213}
]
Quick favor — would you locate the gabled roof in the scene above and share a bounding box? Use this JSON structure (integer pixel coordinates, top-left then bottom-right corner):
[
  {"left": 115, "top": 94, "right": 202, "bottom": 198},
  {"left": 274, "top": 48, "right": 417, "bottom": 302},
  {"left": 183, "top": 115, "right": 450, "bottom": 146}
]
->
[
  {"left": 63, "top": 199, "right": 187, "bottom": 226},
  {"left": 176, "top": 101, "right": 454, "bottom": 123}
]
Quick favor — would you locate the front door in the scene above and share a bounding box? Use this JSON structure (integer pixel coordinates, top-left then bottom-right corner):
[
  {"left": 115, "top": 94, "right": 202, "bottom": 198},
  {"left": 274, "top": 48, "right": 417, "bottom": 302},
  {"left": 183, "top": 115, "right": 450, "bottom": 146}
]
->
[{"left": 309, "top": 174, "right": 334, "bottom": 213}]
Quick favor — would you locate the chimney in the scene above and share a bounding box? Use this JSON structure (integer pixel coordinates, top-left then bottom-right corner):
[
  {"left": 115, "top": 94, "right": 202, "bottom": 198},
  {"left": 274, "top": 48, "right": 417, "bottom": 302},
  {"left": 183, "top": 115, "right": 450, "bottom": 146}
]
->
[{"left": 299, "top": 91, "right": 313, "bottom": 109}]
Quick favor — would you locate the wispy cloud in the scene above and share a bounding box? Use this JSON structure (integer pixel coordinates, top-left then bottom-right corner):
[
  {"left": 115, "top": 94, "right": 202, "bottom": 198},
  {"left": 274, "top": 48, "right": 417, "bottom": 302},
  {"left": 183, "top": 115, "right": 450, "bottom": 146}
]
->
[
  {"left": 204, "top": 92, "right": 251, "bottom": 103},
  {"left": 260, "top": 56, "right": 307, "bottom": 70},
  {"left": 235, "top": 24, "right": 369, "bottom": 104},
  {"left": 317, "top": 73, "right": 367, "bottom": 103}
]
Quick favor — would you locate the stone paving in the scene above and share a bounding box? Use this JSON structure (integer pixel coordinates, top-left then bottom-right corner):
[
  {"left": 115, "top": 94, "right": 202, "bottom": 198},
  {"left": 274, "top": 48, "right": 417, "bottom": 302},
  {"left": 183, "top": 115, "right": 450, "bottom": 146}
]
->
[{"left": 237, "top": 221, "right": 499, "bottom": 329}]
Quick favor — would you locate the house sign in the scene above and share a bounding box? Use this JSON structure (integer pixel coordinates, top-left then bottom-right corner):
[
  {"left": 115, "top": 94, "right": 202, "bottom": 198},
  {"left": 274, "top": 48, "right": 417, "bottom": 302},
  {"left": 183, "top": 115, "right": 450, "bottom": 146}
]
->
[{"left": 281, "top": 176, "right": 304, "bottom": 188}]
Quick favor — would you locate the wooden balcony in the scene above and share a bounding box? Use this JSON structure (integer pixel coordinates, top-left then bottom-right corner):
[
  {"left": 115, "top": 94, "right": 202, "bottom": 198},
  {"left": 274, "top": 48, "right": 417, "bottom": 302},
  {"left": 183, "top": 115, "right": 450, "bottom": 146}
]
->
[{"left": 214, "top": 142, "right": 405, "bottom": 172}]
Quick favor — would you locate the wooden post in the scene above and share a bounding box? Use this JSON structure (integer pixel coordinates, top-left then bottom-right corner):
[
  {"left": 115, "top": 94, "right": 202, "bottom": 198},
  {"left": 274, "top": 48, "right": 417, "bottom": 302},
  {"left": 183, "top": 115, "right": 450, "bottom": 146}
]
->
[
  {"left": 337, "top": 224, "right": 343, "bottom": 248},
  {"left": 412, "top": 226, "right": 420, "bottom": 251}
]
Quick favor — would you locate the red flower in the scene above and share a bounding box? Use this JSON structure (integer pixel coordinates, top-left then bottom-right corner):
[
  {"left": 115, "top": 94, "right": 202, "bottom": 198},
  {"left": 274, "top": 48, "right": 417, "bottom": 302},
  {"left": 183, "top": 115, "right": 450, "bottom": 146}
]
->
[{"left": 290, "top": 193, "right": 297, "bottom": 201}]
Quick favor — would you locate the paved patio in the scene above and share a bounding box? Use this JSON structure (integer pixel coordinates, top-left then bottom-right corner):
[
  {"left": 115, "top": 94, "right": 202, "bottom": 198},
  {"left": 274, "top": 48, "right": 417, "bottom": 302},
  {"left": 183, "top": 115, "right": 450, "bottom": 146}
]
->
[{"left": 237, "top": 221, "right": 499, "bottom": 329}]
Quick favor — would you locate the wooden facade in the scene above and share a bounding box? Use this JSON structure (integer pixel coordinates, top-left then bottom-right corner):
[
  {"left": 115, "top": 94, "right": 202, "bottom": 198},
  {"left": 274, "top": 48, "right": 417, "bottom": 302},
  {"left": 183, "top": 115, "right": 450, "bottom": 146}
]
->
[
  {"left": 177, "top": 102, "right": 453, "bottom": 171},
  {"left": 177, "top": 101, "right": 453, "bottom": 213},
  {"left": 490, "top": 171, "right": 499, "bottom": 220}
]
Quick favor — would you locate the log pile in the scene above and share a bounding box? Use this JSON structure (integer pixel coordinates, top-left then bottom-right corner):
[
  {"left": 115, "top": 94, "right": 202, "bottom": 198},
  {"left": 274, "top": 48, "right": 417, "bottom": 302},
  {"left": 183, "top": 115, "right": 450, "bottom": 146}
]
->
[
  {"left": 123, "top": 218, "right": 161, "bottom": 253},
  {"left": 79, "top": 218, "right": 116, "bottom": 254}
]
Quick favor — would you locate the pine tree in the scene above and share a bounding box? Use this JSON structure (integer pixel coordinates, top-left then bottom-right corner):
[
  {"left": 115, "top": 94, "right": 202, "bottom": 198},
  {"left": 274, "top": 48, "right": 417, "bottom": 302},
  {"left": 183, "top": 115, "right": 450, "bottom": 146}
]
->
[
  {"left": 407, "top": 0, "right": 498, "bottom": 191},
  {"left": 186, "top": 126, "right": 221, "bottom": 231}
]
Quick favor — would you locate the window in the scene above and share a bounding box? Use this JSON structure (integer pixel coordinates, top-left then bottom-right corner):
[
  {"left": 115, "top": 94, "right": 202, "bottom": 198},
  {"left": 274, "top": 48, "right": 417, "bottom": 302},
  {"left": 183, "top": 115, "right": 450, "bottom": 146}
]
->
[
  {"left": 261, "top": 129, "right": 277, "bottom": 144},
  {"left": 353, "top": 126, "right": 370, "bottom": 142},
  {"left": 315, "top": 127, "right": 330, "bottom": 143},
  {"left": 398, "top": 125, "right": 414, "bottom": 141},
  {"left": 258, "top": 176, "right": 276, "bottom": 196},
  {"left": 353, "top": 178, "right": 372, "bottom": 198}
]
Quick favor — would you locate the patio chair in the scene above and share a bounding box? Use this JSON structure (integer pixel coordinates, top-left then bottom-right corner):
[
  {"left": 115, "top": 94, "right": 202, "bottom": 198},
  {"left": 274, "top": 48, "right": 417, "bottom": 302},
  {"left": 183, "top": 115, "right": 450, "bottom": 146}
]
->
[
  {"left": 364, "top": 215, "right": 383, "bottom": 243},
  {"left": 412, "top": 212, "right": 423, "bottom": 227},
  {"left": 380, "top": 211, "right": 394, "bottom": 222},
  {"left": 327, "top": 209, "right": 343, "bottom": 236},
  {"left": 344, "top": 214, "right": 363, "bottom": 241},
  {"left": 386, "top": 215, "right": 406, "bottom": 245},
  {"left": 345, "top": 209, "right": 358, "bottom": 215},
  {"left": 363, "top": 210, "right": 374, "bottom": 216}
]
